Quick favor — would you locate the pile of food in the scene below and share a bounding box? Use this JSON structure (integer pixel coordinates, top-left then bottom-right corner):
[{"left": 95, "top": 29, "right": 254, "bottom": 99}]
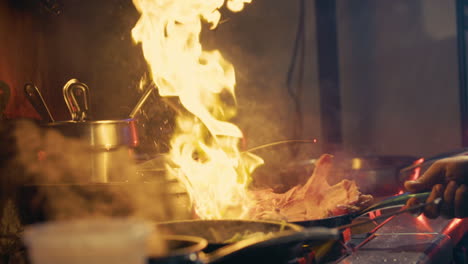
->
[{"left": 248, "top": 154, "right": 373, "bottom": 222}]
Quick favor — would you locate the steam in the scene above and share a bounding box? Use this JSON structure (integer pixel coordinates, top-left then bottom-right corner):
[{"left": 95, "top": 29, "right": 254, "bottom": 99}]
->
[{"left": 11, "top": 120, "right": 171, "bottom": 222}]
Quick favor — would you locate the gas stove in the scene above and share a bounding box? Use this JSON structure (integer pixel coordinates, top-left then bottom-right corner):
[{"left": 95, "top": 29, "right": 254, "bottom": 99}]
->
[
  {"left": 285, "top": 208, "right": 468, "bottom": 264},
  {"left": 333, "top": 211, "right": 468, "bottom": 264}
]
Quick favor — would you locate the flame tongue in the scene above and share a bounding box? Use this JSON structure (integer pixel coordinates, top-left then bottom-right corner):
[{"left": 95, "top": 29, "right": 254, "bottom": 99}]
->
[{"left": 132, "top": 0, "right": 263, "bottom": 219}]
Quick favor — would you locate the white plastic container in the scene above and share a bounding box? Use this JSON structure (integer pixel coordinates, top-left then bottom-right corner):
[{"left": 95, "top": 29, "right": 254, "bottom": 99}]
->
[{"left": 22, "top": 218, "right": 152, "bottom": 264}]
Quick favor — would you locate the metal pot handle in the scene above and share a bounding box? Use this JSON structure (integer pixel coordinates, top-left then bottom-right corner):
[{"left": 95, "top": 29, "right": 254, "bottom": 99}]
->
[{"left": 63, "top": 79, "right": 90, "bottom": 121}]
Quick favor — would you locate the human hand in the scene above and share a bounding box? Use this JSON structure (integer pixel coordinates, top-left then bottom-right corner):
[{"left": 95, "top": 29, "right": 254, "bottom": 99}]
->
[{"left": 404, "top": 156, "right": 468, "bottom": 219}]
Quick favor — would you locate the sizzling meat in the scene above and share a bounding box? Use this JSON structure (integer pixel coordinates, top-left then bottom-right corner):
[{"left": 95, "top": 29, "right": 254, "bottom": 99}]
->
[{"left": 249, "top": 154, "right": 373, "bottom": 221}]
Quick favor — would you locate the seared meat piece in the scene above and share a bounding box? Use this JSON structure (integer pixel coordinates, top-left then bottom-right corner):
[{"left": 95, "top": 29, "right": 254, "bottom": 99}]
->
[{"left": 249, "top": 154, "right": 373, "bottom": 221}]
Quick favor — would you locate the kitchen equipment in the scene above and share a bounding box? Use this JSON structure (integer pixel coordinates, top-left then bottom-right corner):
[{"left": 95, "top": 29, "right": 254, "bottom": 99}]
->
[
  {"left": 0, "top": 80, "right": 10, "bottom": 120},
  {"left": 156, "top": 219, "right": 303, "bottom": 252},
  {"left": 147, "top": 235, "right": 208, "bottom": 264},
  {"left": 129, "top": 83, "right": 155, "bottom": 118},
  {"left": 247, "top": 140, "right": 419, "bottom": 195},
  {"left": 47, "top": 119, "right": 138, "bottom": 182},
  {"left": 23, "top": 218, "right": 152, "bottom": 264},
  {"left": 63, "top": 78, "right": 90, "bottom": 121},
  {"left": 45, "top": 79, "right": 139, "bottom": 182},
  {"left": 152, "top": 198, "right": 440, "bottom": 264},
  {"left": 293, "top": 191, "right": 431, "bottom": 228},
  {"left": 149, "top": 225, "right": 339, "bottom": 264},
  {"left": 23, "top": 83, "right": 54, "bottom": 123},
  {"left": 330, "top": 154, "right": 419, "bottom": 195},
  {"left": 337, "top": 197, "right": 442, "bottom": 230}
]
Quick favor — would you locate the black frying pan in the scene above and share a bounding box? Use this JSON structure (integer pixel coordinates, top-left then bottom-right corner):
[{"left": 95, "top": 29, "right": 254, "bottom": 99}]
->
[
  {"left": 150, "top": 224, "right": 339, "bottom": 264},
  {"left": 155, "top": 219, "right": 302, "bottom": 252},
  {"left": 292, "top": 191, "right": 431, "bottom": 228}
]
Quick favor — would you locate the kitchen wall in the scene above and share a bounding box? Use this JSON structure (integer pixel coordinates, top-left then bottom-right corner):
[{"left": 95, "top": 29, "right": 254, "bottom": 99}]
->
[
  {"left": 209, "top": 0, "right": 462, "bottom": 158},
  {"left": 338, "top": 0, "right": 461, "bottom": 157},
  {"left": 1, "top": 0, "right": 461, "bottom": 158}
]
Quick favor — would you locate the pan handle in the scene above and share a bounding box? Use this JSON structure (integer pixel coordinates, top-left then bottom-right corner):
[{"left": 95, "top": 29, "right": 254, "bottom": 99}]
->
[
  {"left": 359, "top": 192, "right": 430, "bottom": 215},
  {"left": 203, "top": 227, "right": 339, "bottom": 263}
]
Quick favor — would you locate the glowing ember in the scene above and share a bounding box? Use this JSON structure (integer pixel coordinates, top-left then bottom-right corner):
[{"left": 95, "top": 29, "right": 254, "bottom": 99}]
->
[{"left": 132, "top": 0, "right": 263, "bottom": 219}]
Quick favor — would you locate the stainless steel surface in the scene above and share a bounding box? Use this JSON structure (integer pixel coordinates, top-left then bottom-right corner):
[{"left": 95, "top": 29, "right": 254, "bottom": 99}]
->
[
  {"left": 63, "top": 79, "right": 90, "bottom": 121},
  {"left": 47, "top": 119, "right": 138, "bottom": 182},
  {"left": 91, "top": 146, "right": 134, "bottom": 182},
  {"left": 47, "top": 119, "right": 138, "bottom": 149},
  {"left": 24, "top": 83, "right": 54, "bottom": 122}
]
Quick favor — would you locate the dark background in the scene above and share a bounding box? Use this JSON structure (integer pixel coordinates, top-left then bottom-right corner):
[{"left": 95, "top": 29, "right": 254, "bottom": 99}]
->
[{"left": 0, "top": 0, "right": 462, "bottom": 158}]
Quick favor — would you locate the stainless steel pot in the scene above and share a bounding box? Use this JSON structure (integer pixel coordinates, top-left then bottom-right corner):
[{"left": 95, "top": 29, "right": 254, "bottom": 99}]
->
[
  {"left": 38, "top": 79, "right": 141, "bottom": 182},
  {"left": 45, "top": 119, "right": 139, "bottom": 183},
  {"left": 47, "top": 119, "right": 138, "bottom": 149}
]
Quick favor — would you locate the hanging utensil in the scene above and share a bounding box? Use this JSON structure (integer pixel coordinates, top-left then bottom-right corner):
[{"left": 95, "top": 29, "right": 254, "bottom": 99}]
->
[
  {"left": 63, "top": 79, "right": 90, "bottom": 121},
  {"left": 24, "top": 83, "right": 54, "bottom": 123},
  {"left": 0, "top": 81, "right": 10, "bottom": 120},
  {"left": 129, "top": 83, "right": 156, "bottom": 118}
]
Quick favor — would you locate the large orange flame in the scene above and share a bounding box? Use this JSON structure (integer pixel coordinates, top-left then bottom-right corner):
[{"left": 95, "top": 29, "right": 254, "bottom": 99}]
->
[{"left": 132, "top": 0, "right": 263, "bottom": 219}]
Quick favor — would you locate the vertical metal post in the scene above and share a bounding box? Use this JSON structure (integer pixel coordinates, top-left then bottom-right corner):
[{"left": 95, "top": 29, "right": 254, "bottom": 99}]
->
[
  {"left": 456, "top": 0, "right": 468, "bottom": 147},
  {"left": 315, "top": 0, "right": 342, "bottom": 153}
]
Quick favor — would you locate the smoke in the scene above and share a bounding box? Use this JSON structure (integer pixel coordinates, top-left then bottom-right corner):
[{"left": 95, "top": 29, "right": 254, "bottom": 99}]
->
[{"left": 8, "top": 119, "right": 175, "bottom": 224}]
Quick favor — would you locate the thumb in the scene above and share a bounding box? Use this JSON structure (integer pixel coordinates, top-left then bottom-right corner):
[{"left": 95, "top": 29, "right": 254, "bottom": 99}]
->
[
  {"left": 405, "top": 163, "right": 445, "bottom": 193},
  {"left": 404, "top": 179, "right": 429, "bottom": 193}
]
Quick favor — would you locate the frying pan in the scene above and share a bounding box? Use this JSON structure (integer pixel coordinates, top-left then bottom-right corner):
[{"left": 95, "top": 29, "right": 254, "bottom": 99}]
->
[
  {"left": 155, "top": 219, "right": 303, "bottom": 252},
  {"left": 292, "top": 191, "right": 431, "bottom": 228},
  {"left": 147, "top": 235, "right": 208, "bottom": 264},
  {"left": 149, "top": 225, "right": 340, "bottom": 264},
  {"left": 150, "top": 198, "right": 438, "bottom": 264}
]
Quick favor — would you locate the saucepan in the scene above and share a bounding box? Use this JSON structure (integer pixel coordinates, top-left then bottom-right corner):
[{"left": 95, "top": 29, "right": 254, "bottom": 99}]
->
[{"left": 26, "top": 79, "right": 146, "bottom": 183}]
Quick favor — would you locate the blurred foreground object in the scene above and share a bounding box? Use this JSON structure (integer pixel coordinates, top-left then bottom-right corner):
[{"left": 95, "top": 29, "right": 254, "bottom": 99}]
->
[{"left": 22, "top": 218, "right": 155, "bottom": 264}]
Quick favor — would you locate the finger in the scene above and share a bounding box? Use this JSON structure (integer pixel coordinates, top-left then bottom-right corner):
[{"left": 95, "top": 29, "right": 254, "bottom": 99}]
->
[
  {"left": 444, "top": 156, "right": 468, "bottom": 184},
  {"left": 455, "top": 184, "right": 468, "bottom": 218},
  {"left": 405, "top": 162, "right": 445, "bottom": 193},
  {"left": 424, "top": 184, "right": 443, "bottom": 219},
  {"left": 441, "top": 181, "right": 458, "bottom": 218}
]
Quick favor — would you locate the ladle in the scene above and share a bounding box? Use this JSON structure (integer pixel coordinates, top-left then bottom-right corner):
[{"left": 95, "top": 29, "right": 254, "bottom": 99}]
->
[
  {"left": 24, "top": 83, "right": 54, "bottom": 123},
  {"left": 129, "top": 83, "right": 156, "bottom": 118}
]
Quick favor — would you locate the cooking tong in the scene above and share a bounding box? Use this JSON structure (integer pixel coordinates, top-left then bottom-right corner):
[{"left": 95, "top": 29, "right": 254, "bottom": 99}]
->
[{"left": 63, "top": 79, "right": 90, "bottom": 121}]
